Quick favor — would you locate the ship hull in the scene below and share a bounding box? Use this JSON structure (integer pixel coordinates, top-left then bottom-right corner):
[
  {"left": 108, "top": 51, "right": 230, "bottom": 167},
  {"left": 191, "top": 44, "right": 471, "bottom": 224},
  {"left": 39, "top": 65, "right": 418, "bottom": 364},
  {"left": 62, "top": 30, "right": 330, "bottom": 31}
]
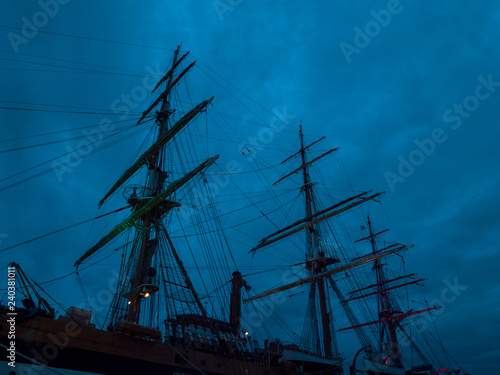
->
[
  {"left": 363, "top": 357, "right": 405, "bottom": 375},
  {"left": 2, "top": 363, "right": 105, "bottom": 375},
  {"left": 283, "top": 348, "right": 343, "bottom": 375},
  {"left": 0, "top": 311, "right": 299, "bottom": 375}
]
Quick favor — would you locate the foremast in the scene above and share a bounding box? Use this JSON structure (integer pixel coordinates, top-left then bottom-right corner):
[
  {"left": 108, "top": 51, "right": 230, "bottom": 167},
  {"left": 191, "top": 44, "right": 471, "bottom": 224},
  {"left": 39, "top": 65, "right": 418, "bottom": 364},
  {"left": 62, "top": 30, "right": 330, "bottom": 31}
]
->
[
  {"left": 125, "top": 46, "right": 204, "bottom": 323},
  {"left": 74, "top": 46, "right": 218, "bottom": 328}
]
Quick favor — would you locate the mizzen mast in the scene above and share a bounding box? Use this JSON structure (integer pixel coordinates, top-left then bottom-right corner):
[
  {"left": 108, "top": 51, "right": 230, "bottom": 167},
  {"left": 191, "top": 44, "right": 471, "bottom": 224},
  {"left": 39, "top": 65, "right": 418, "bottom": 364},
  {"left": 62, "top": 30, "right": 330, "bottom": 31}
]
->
[
  {"left": 340, "top": 216, "right": 439, "bottom": 369},
  {"left": 368, "top": 215, "right": 404, "bottom": 368}
]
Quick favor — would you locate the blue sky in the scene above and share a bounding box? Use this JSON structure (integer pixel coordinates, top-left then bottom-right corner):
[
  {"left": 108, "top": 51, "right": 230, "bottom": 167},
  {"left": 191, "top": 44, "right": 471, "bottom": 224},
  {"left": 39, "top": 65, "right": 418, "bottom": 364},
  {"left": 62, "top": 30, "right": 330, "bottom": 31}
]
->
[{"left": 1, "top": 1, "right": 499, "bottom": 373}]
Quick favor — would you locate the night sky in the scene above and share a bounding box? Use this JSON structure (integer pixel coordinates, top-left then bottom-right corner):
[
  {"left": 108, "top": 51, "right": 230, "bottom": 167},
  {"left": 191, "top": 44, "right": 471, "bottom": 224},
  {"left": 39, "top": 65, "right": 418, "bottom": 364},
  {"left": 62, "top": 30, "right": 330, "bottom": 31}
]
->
[{"left": 1, "top": 1, "right": 499, "bottom": 374}]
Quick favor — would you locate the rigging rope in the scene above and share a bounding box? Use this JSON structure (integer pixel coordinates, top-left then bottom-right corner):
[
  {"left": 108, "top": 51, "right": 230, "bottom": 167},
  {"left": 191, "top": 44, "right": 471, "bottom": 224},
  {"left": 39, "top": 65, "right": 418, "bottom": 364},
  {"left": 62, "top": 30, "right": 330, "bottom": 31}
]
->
[
  {"left": 0, "top": 125, "right": 147, "bottom": 192},
  {"left": 0, "top": 206, "right": 129, "bottom": 254},
  {"left": 0, "top": 56, "right": 144, "bottom": 77},
  {"left": 0, "top": 24, "right": 177, "bottom": 52},
  {"left": 0, "top": 106, "right": 138, "bottom": 116},
  {"left": 0, "top": 124, "right": 137, "bottom": 154},
  {"left": 76, "top": 271, "right": 101, "bottom": 326},
  {"left": 0, "top": 48, "right": 145, "bottom": 74},
  {"left": 0, "top": 117, "right": 141, "bottom": 144}
]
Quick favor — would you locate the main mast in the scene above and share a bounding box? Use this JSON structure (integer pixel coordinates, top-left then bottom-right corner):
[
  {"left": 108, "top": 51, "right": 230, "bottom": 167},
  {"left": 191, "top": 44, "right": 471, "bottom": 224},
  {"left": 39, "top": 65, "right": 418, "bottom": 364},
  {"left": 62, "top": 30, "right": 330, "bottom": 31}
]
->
[
  {"left": 299, "top": 124, "right": 334, "bottom": 358},
  {"left": 247, "top": 126, "right": 396, "bottom": 359}
]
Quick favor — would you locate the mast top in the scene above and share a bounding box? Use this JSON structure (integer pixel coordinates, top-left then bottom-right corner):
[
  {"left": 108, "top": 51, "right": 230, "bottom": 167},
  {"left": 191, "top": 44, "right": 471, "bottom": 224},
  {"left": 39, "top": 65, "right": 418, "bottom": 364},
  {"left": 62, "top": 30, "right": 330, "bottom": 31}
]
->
[{"left": 280, "top": 123, "right": 327, "bottom": 165}]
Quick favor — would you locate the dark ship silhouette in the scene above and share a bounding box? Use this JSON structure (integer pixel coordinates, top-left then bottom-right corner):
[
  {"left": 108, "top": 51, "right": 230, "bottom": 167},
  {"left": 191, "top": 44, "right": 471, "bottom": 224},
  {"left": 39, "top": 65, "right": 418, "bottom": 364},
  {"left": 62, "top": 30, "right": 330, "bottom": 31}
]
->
[{"left": 0, "top": 46, "right": 468, "bottom": 375}]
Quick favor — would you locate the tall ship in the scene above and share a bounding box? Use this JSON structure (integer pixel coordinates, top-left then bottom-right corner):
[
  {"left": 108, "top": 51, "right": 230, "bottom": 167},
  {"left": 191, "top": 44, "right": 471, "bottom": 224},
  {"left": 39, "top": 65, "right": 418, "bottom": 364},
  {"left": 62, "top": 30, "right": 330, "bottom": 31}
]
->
[
  {"left": 243, "top": 127, "right": 467, "bottom": 375},
  {"left": 0, "top": 47, "right": 468, "bottom": 375}
]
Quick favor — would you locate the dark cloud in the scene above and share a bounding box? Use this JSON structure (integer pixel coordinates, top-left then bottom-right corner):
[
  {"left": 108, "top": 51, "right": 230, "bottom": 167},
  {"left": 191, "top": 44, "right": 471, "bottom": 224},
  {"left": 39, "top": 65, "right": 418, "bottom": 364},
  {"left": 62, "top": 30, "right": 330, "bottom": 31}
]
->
[{"left": 1, "top": 1, "right": 497, "bottom": 373}]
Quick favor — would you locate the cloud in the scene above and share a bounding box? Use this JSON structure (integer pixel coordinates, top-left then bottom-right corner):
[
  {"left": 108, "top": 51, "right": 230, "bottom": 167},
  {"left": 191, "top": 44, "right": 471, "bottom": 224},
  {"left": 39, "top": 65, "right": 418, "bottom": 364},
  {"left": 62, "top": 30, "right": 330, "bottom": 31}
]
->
[{"left": 1, "top": 1, "right": 498, "bottom": 373}]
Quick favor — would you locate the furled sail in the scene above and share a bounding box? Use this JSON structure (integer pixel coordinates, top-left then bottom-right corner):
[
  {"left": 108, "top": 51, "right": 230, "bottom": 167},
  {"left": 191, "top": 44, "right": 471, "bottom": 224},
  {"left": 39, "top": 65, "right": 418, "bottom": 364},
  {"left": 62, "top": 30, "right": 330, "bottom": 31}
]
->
[
  {"left": 273, "top": 148, "right": 338, "bottom": 185},
  {"left": 137, "top": 61, "right": 196, "bottom": 125},
  {"left": 98, "top": 97, "right": 214, "bottom": 207},
  {"left": 280, "top": 136, "right": 325, "bottom": 164},
  {"left": 250, "top": 191, "right": 384, "bottom": 252},
  {"left": 75, "top": 154, "right": 219, "bottom": 267},
  {"left": 243, "top": 244, "right": 413, "bottom": 302},
  {"left": 152, "top": 51, "right": 190, "bottom": 93}
]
